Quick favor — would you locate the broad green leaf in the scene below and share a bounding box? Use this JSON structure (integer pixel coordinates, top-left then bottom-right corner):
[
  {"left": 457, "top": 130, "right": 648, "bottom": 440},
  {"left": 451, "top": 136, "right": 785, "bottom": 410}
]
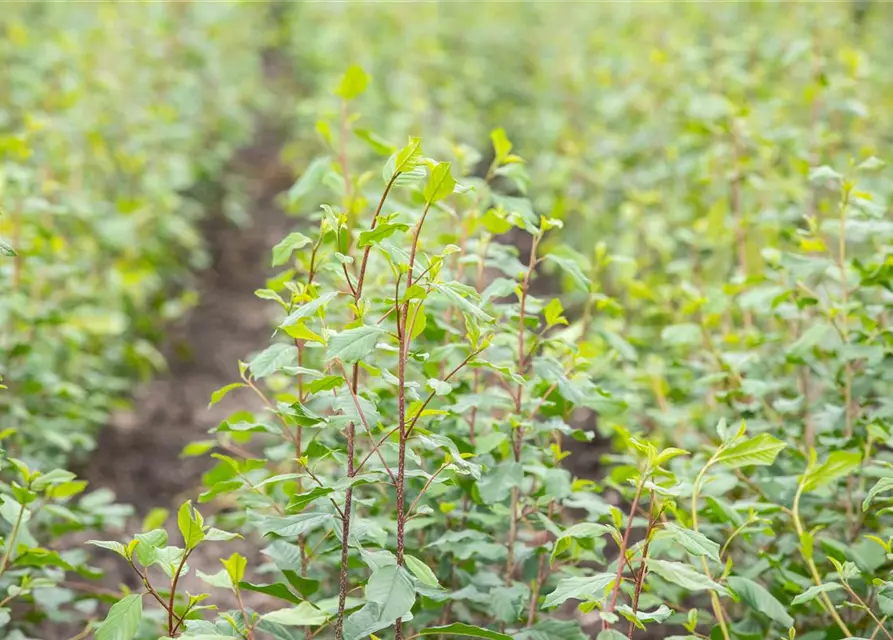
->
[
  {"left": 281, "top": 292, "right": 338, "bottom": 327},
  {"left": 272, "top": 232, "right": 312, "bottom": 267},
  {"left": 542, "top": 573, "right": 615, "bottom": 608},
  {"left": 542, "top": 253, "right": 591, "bottom": 291},
  {"left": 287, "top": 487, "right": 335, "bottom": 511},
  {"left": 543, "top": 298, "right": 567, "bottom": 327},
  {"left": 659, "top": 523, "right": 721, "bottom": 564},
  {"left": 177, "top": 501, "right": 205, "bottom": 549},
  {"left": 646, "top": 559, "right": 728, "bottom": 595},
  {"left": 343, "top": 565, "right": 416, "bottom": 640},
  {"left": 863, "top": 477, "right": 893, "bottom": 511},
  {"left": 308, "top": 375, "right": 344, "bottom": 393},
  {"left": 551, "top": 523, "right": 610, "bottom": 562},
  {"left": 416, "top": 622, "right": 511, "bottom": 640},
  {"left": 434, "top": 283, "right": 494, "bottom": 322},
  {"left": 714, "top": 433, "right": 786, "bottom": 469},
  {"left": 358, "top": 222, "right": 409, "bottom": 248},
  {"left": 727, "top": 576, "right": 793, "bottom": 628},
  {"left": 181, "top": 440, "right": 216, "bottom": 457},
  {"left": 249, "top": 343, "right": 297, "bottom": 378},
  {"left": 86, "top": 540, "right": 128, "bottom": 558},
  {"left": 95, "top": 594, "right": 143, "bottom": 640},
  {"left": 384, "top": 137, "right": 423, "bottom": 181},
  {"left": 791, "top": 582, "right": 843, "bottom": 606},
  {"left": 208, "top": 383, "right": 246, "bottom": 408},
  {"left": 328, "top": 325, "right": 386, "bottom": 363},
  {"left": 0, "top": 238, "right": 15, "bottom": 257},
  {"left": 423, "top": 162, "right": 456, "bottom": 203},
  {"left": 802, "top": 451, "right": 861, "bottom": 493},
  {"left": 491, "top": 128, "right": 512, "bottom": 163},
  {"left": 355, "top": 128, "right": 395, "bottom": 156},
  {"left": 616, "top": 604, "right": 672, "bottom": 626},
  {"left": 404, "top": 554, "right": 440, "bottom": 587},
  {"left": 335, "top": 64, "right": 369, "bottom": 101},
  {"left": 260, "top": 512, "right": 335, "bottom": 538},
  {"left": 240, "top": 581, "right": 303, "bottom": 605},
  {"left": 262, "top": 602, "right": 328, "bottom": 626},
  {"left": 426, "top": 378, "right": 452, "bottom": 396},
  {"left": 222, "top": 552, "right": 247, "bottom": 584}
]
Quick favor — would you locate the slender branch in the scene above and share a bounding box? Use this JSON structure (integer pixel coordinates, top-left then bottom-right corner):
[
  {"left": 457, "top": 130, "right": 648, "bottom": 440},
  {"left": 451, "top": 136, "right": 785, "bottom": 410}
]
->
[
  {"left": 0, "top": 502, "right": 26, "bottom": 578},
  {"left": 627, "top": 490, "right": 657, "bottom": 639},
  {"left": 604, "top": 476, "right": 645, "bottom": 627},
  {"left": 355, "top": 173, "right": 398, "bottom": 299},
  {"left": 406, "top": 464, "right": 448, "bottom": 517},
  {"left": 335, "top": 360, "right": 397, "bottom": 484},
  {"left": 168, "top": 548, "right": 194, "bottom": 635},
  {"left": 405, "top": 348, "right": 484, "bottom": 438}
]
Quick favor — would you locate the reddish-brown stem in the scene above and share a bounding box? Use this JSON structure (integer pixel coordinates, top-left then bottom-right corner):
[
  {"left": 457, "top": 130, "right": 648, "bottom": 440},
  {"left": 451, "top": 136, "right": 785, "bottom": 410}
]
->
[
  {"left": 168, "top": 548, "right": 193, "bottom": 636},
  {"left": 355, "top": 173, "right": 398, "bottom": 299},
  {"left": 335, "top": 360, "right": 397, "bottom": 484},
  {"left": 506, "top": 235, "right": 540, "bottom": 582},
  {"left": 627, "top": 490, "right": 657, "bottom": 639},
  {"left": 604, "top": 478, "right": 646, "bottom": 628},
  {"left": 235, "top": 588, "right": 256, "bottom": 640}
]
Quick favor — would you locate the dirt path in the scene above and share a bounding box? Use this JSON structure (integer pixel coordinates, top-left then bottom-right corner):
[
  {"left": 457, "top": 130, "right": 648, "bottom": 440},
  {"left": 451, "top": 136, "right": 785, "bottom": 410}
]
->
[{"left": 86, "top": 132, "right": 294, "bottom": 512}]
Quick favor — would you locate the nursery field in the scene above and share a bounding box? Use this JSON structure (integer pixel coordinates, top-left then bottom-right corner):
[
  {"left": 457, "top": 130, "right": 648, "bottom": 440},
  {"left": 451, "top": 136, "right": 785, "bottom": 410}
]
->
[{"left": 2, "top": 3, "right": 893, "bottom": 640}]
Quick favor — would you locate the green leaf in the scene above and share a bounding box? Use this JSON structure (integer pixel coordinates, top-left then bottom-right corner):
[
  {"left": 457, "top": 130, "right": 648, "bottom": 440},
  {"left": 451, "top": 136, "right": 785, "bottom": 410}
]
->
[
  {"left": 281, "top": 292, "right": 338, "bottom": 327},
  {"left": 543, "top": 298, "right": 567, "bottom": 327},
  {"left": 434, "top": 283, "right": 494, "bottom": 322},
  {"left": 802, "top": 451, "right": 861, "bottom": 493},
  {"left": 491, "top": 128, "right": 512, "bottom": 164},
  {"left": 714, "top": 433, "right": 786, "bottom": 469},
  {"left": 343, "top": 565, "right": 416, "bottom": 640},
  {"left": 659, "top": 523, "right": 721, "bottom": 564},
  {"left": 415, "top": 623, "right": 511, "bottom": 640},
  {"left": 308, "top": 375, "right": 345, "bottom": 394},
  {"left": 423, "top": 162, "right": 456, "bottom": 203},
  {"left": 426, "top": 378, "right": 452, "bottom": 397},
  {"left": 262, "top": 602, "right": 328, "bottom": 626},
  {"left": 177, "top": 501, "right": 205, "bottom": 549},
  {"left": 239, "top": 581, "right": 303, "bottom": 605},
  {"left": 646, "top": 559, "right": 728, "bottom": 595},
  {"left": 542, "top": 254, "right": 591, "bottom": 291},
  {"left": 727, "top": 576, "right": 793, "bottom": 628},
  {"left": 221, "top": 552, "right": 247, "bottom": 584},
  {"left": 0, "top": 238, "right": 15, "bottom": 257},
  {"left": 383, "top": 137, "right": 424, "bottom": 182},
  {"left": 542, "top": 573, "right": 615, "bottom": 608},
  {"left": 249, "top": 343, "right": 297, "bottom": 379},
  {"left": 791, "top": 582, "right": 844, "bottom": 606},
  {"left": 208, "top": 383, "right": 246, "bottom": 408},
  {"left": 863, "top": 477, "right": 893, "bottom": 511},
  {"left": 404, "top": 554, "right": 440, "bottom": 587},
  {"left": 287, "top": 156, "right": 332, "bottom": 207},
  {"left": 86, "top": 540, "right": 128, "bottom": 558},
  {"left": 95, "top": 594, "right": 143, "bottom": 640},
  {"left": 335, "top": 64, "right": 369, "bottom": 101},
  {"left": 272, "top": 232, "right": 313, "bottom": 267},
  {"left": 358, "top": 222, "right": 409, "bottom": 248},
  {"left": 261, "top": 512, "right": 335, "bottom": 538},
  {"left": 287, "top": 487, "right": 335, "bottom": 511},
  {"left": 328, "top": 325, "right": 386, "bottom": 363},
  {"left": 354, "top": 128, "right": 395, "bottom": 156},
  {"left": 181, "top": 440, "right": 216, "bottom": 457},
  {"left": 551, "top": 522, "right": 610, "bottom": 562}
]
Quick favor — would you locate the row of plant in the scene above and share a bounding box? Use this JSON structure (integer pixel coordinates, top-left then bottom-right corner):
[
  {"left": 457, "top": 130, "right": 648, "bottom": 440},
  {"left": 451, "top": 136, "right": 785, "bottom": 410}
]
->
[
  {"left": 85, "top": 67, "right": 893, "bottom": 640},
  {"left": 0, "top": 4, "right": 272, "bottom": 637},
  {"left": 0, "top": 4, "right": 268, "bottom": 466}
]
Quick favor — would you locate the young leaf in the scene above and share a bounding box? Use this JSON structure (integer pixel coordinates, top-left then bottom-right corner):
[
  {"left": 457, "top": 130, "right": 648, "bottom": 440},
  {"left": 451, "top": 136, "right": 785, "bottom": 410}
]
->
[
  {"left": 423, "top": 162, "right": 456, "bottom": 203},
  {"left": 714, "top": 433, "right": 786, "bottom": 469},
  {"left": 272, "top": 232, "right": 312, "bottom": 267},
  {"left": 335, "top": 64, "right": 369, "bottom": 101},
  {"left": 802, "top": 451, "right": 861, "bottom": 493},
  {"left": 95, "top": 594, "right": 143, "bottom": 640},
  {"left": 222, "top": 552, "right": 247, "bottom": 585},
  {"left": 208, "top": 382, "right": 246, "bottom": 408},
  {"left": 543, "top": 298, "right": 568, "bottom": 327},
  {"left": 658, "top": 523, "right": 721, "bottom": 564},
  {"left": 281, "top": 292, "right": 338, "bottom": 327},
  {"left": 791, "top": 582, "right": 844, "bottom": 606},
  {"left": 863, "top": 477, "right": 893, "bottom": 511},
  {"left": 727, "top": 576, "right": 793, "bottom": 628},
  {"left": 177, "top": 501, "right": 205, "bottom": 549},
  {"left": 491, "top": 128, "right": 512, "bottom": 164},
  {"left": 249, "top": 343, "right": 298, "bottom": 379}
]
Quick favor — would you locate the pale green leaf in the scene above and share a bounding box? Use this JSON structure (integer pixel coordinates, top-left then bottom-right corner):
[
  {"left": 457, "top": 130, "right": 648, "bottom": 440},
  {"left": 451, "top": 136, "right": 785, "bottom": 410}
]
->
[
  {"left": 95, "top": 594, "right": 143, "bottom": 640},
  {"left": 714, "top": 433, "right": 786, "bottom": 469},
  {"left": 542, "top": 573, "right": 615, "bottom": 608},
  {"left": 328, "top": 325, "right": 386, "bottom": 363},
  {"left": 727, "top": 576, "right": 793, "bottom": 628}
]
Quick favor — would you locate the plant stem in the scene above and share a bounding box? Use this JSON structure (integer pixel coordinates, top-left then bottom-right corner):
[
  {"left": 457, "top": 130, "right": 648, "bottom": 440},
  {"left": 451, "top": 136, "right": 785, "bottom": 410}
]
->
[
  {"left": 791, "top": 483, "right": 852, "bottom": 636},
  {"left": 0, "top": 502, "right": 25, "bottom": 578},
  {"left": 168, "top": 548, "right": 193, "bottom": 636},
  {"left": 334, "top": 365, "right": 358, "bottom": 640},
  {"left": 604, "top": 475, "right": 645, "bottom": 627},
  {"left": 690, "top": 458, "right": 731, "bottom": 640},
  {"left": 627, "top": 490, "right": 657, "bottom": 639}
]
